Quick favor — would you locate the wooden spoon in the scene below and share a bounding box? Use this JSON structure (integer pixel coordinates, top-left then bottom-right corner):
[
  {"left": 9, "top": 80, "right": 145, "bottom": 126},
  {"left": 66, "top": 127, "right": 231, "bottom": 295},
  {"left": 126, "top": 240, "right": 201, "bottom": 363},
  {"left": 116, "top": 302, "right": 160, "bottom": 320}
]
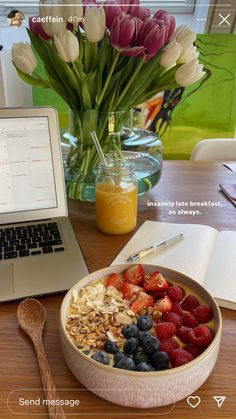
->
[{"left": 17, "top": 298, "right": 66, "bottom": 419}]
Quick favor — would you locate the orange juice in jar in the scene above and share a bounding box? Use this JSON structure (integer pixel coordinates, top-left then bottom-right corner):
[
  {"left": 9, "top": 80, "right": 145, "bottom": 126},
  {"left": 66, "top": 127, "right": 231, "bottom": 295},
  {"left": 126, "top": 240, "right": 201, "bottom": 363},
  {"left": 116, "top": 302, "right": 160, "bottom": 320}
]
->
[{"left": 95, "top": 160, "right": 138, "bottom": 235}]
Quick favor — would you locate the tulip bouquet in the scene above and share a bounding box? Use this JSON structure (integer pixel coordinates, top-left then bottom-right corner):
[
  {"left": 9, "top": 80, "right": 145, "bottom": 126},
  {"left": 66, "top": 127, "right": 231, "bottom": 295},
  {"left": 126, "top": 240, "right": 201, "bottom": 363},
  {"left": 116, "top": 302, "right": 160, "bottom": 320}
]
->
[{"left": 12, "top": 0, "right": 206, "bottom": 200}]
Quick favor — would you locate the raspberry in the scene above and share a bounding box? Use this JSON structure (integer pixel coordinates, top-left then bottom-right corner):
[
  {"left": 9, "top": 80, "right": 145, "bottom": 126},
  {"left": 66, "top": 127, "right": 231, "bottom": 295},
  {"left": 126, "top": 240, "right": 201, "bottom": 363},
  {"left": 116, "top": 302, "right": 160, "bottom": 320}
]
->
[
  {"left": 191, "top": 305, "right": 213, "bottom": 323},
  {"left": 182, "top": 312, "right": 198, "bottom": 328},
  {"left": 159, "top": 338, "right": 179, "bottom": 356},
  {"left": 184, "top": 344, "right": 202, "bottom": 359},
  {"left": 181, "top": 295, "right": 200, "bottom": 311},
  {"left": 171, "top": 302, "right": 183, "bottom": 316},
  {"left": 176, "top": 326, "right": 192, "bottom": 343},
  {"left": 189, "top": 325, "right": 214, "bottom": 349},
  {"left": 167, "top": 286, "right": 185, "bottom": 302},
  {"left": 161, "top": 312, "right": 183, "bottom": 329},
  {"left": 171, "top": 348, "right": 193, "bottom": 367},
  {"left": 155, "top": 322, "right": 176, "bottom": 339}
]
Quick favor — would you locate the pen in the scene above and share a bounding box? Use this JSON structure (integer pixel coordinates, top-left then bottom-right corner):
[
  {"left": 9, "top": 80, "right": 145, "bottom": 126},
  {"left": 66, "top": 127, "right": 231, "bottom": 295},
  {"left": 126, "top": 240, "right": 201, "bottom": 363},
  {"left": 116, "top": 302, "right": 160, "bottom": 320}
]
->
[
  {"left": 126, "top": 233, "right": 184, "bottom": 263},
  {"left": 219, "top": 184, "right": 236, "bottom": 208}
]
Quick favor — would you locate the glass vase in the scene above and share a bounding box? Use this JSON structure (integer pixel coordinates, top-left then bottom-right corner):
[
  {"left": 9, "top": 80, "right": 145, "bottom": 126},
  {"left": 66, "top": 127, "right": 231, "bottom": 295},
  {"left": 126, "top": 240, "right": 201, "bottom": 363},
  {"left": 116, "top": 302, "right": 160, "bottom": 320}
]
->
[
  {"left": 61, "top": 109, "right": 163, "bottom": 201},
  {"left": 121, "top": 110, "right": 163, "bottom": 195},
  {"left": 61, "top": 109, "right": 131, "bottom": 201}
]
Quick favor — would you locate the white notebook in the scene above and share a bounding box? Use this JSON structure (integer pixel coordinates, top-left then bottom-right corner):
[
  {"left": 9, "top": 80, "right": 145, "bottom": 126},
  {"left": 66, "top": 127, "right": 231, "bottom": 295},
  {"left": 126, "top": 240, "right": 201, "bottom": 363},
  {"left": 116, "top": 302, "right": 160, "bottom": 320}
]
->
[{"left": 112, "top": 221, "right": 236, "bottom": 310}]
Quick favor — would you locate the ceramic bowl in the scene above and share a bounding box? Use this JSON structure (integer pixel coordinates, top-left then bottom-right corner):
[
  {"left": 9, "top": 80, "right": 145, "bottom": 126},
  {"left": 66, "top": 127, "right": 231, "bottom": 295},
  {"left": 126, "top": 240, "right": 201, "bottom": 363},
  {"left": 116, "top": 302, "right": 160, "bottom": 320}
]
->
[{"left": 60, "top": 264, "right": 222, "bottom": 409}]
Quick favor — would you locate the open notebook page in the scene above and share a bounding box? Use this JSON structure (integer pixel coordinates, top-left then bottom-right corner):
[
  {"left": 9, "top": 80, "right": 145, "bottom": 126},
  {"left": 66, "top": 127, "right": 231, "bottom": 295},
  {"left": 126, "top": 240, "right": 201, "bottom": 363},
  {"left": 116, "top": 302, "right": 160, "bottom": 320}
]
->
[
  {"left": 112, "top": 221, "right": 218, "bottom": 284},
  {"left": 204, "top": 231, "right": 236, "bottom": 309}
]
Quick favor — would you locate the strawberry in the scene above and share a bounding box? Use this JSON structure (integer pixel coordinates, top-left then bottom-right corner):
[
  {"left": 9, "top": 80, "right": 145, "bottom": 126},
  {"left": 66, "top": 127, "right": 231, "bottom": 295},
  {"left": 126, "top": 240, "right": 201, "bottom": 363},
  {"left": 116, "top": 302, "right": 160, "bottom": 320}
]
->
[
  {"left": 167, "top": 285, "right": 185, "bottom": 302},
  {"left": 143, "top": 271, "right": 169, "bottom": 292},
  {"left": 155, "top": 322, "right": 176, "bottom": 339},
  {"left": 191, "top": 305, "right": 213, "bottom": 324},
  {"left": 123, "top": 282, "right": 142, "bottom": 300},
  {"left": 153, "top": 295, "right": 172, "bottom": 314},
  {"left": 146, "top": 290, "right": 167, "bottom": 300},
  {"left": 123, "top": 264, "right": 144, "bottom": 286},
  {"left": 106, "top": 273, "right": 124, "bottom": 292},
  {"left": 189, "top": 325, "right": 214, "bottom": 349},
  {"left": 130, "top": 292, "right": 154, "bottom": 314}
]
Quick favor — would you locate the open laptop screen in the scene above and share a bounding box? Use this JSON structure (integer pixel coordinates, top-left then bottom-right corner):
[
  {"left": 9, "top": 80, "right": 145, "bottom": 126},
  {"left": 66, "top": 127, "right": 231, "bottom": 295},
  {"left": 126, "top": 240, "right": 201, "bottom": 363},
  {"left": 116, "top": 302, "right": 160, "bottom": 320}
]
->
[{"left": 0, "top": 116, "right": 57, "bottom": 214}]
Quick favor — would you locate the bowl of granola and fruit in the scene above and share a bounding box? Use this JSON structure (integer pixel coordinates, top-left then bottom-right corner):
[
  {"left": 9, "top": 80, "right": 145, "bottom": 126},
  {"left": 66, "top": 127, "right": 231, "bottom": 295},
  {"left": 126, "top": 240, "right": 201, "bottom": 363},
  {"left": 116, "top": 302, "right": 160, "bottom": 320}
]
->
[{"left": 60, "top": 264, "right": 222, "bottom": 408}]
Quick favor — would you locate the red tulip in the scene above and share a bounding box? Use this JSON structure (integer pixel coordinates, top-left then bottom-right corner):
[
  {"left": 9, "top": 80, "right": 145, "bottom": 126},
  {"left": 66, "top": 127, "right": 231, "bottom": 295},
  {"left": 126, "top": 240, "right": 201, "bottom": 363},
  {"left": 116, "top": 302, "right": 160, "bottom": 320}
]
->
[
  {"left": 110, "top": 12, "right": 145, "bottom": 56},
  {"left": 154, "top": 10, "right": 175, "bottom": 42},
  {"left": 138, "top": 18, "right": 166, "bottom": 60}
]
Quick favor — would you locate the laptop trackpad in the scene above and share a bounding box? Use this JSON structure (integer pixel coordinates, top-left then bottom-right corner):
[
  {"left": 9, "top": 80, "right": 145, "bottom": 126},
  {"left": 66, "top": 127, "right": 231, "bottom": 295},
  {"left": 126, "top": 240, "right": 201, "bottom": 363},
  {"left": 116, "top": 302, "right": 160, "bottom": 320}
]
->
[{"left": 0, "top": 264, "right": 14, "bottom": 296}]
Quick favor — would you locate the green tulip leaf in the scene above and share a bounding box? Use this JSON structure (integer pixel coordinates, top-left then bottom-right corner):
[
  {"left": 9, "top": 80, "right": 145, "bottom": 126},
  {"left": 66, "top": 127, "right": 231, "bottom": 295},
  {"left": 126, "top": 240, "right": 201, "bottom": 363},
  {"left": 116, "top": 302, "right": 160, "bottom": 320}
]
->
[
  {"left": 84, "top": 41, "right": 97, "bottom": 73},
  {"left": 82, "top": 82, "right": 92, "bottom": 109},
  {"left": 13, "top": 64, "right": 50, "bottom": 88},
  {"left": 82, "top": 109, "right": 98, "bottom": 145},
  {"left": 87, "top": 70, "right": 98, "bottom": 105}
]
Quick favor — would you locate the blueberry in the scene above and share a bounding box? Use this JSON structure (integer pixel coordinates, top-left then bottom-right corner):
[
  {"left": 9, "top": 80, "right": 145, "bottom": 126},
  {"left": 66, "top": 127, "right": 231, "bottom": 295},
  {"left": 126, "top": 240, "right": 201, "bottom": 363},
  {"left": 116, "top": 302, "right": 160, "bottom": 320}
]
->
[
  {"left": 104, "top": 340, "right": 119, "bottom": 354},
  {"left": 116, "top": 357, "right": 136, "bottom": 371},
  {"left": 140, "top": 333, "right": 160, "bottom": 355},
  {"left": 133, "top": 350, "right": 149, "bottom": 365},
  {"left": 91, "top": 351, "right": 109, "bottom": 365},
  {"left": 137, "top": 316, "right": 153, "bottom": 331},
  {"left": 150, "top": 351, "right": 170, "bottom": 370},
  {"left": 113, "top": 351, "right": 129, "bottom": 366},
  {"left": 138, "top": 331, "right": 150, "bottom": 345},
  {"left": 122, "top": 324, "right": 139, "bottom": 339},
  {"left": 135, "top": 362, "right": 155, "bottom": 372},
  {"left": 124, "top": 337, "right": 139, "bottom": 355}
]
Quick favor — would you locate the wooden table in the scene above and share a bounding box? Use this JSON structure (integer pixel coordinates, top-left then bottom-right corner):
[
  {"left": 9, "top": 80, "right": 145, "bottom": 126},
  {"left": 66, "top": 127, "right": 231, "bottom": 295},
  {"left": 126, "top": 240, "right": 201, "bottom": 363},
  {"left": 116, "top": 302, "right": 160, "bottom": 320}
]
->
[{"left": 1, "top": 161, "right": 236, "bottom": 419}]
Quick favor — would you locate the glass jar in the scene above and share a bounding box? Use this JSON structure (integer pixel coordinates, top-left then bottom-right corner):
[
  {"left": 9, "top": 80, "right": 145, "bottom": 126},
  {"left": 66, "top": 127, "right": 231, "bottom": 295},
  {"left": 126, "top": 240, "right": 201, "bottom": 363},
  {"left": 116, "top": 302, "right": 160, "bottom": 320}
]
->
[{"left": 95, "top": 159, "right": 138, "bottom": 235}]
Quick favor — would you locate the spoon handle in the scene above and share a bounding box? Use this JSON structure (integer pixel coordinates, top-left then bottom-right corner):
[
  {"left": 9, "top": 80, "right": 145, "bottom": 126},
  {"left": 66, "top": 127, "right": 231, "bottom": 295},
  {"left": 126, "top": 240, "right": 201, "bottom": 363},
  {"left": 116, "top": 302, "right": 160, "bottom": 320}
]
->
[{"left": 34, "top": 335, "right": 66, "bottom": 419}]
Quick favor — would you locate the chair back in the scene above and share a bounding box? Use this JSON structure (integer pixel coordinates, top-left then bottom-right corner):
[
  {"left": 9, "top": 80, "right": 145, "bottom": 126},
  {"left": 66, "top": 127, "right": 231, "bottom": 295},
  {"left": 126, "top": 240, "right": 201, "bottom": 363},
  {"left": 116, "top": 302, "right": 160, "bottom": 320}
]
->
[{"left": 191, "top": 138, "right": 236, "bottom": 161}]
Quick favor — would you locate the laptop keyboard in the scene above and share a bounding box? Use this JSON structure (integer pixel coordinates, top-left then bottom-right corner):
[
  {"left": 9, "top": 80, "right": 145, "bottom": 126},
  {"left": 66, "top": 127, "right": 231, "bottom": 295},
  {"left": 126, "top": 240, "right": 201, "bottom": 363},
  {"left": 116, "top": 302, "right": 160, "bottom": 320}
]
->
[{"left": 0, "top": 222, "right": 65, "bottom": 260}]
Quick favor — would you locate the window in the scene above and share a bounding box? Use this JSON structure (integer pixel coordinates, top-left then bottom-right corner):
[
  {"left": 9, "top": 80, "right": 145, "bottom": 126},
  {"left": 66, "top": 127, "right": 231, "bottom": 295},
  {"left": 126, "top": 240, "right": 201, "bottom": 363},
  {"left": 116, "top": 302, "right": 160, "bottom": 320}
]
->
[
  {"left": 0, "top": 0, "right": 196, "bottom": 14},
  {"left": 141, "top": 1, "right": 196, "bottom": 14}
]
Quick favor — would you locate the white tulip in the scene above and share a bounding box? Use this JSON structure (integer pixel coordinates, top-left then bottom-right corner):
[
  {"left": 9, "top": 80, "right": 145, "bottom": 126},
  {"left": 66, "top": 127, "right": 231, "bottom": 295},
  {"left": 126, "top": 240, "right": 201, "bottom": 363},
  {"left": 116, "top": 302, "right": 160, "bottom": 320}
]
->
[
  {"left": 84, "top": 6, "right": 106, "bottom": 43},
  {"left": 61, "top": 0, "right": 83, "bottom": 24},
  {"left": 54, "top": 29, "right": 79, "bottom": 62},
  {"left": 178, "top": 45, "right": 199, "bottom": 64},
  {"left": 12, "top": 42, "right": 37, "bottom": 74},
  {"left": 175, "top": 59, "right": 205, "bottom": 87},
  {"left": 171, "top": 25, "right": 196, "bottom": 52},
  {"left": 39, "top": 0, "right": 66, "bottom": 37},
  {"left": 160, "top": 40, "right": 181, "bottom": 69}
]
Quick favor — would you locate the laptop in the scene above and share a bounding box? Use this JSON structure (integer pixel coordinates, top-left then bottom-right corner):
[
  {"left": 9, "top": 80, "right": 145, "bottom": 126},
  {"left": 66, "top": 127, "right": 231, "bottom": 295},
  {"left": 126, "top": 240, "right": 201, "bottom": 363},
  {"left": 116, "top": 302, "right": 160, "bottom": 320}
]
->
[{"left": 0, "top": 107, "right": 88, "bottom": 302}]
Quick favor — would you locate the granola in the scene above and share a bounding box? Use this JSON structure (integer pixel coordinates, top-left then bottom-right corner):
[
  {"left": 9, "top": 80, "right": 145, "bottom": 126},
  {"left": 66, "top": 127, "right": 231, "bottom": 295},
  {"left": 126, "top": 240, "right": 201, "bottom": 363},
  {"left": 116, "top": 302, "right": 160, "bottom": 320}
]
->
[{"left": 66, "top": 281, "right": 136, "bottom": 353}]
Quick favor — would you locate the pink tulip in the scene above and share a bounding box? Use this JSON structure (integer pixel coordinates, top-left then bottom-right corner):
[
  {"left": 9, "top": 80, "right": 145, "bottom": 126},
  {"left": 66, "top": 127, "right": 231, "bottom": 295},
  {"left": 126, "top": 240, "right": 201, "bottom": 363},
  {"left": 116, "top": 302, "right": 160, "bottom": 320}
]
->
[
  {"left": 104, "top": 3, "right": 122, "bottom": 29},
  {"left": 29, "top": 16, "right": 51, "bottom": 41},
  {"left": 138, "top": 18, "right": 166, "bottom": 60},
  {"left": 110, "top": 12, "right": 145, "bottom": 56},
  {"left": 119, "top": 0, "right": 130, "bottom": 14},
  {"left": 154, "top": 10, "right": 175, "bottom": 42},
  {"left": 128, "top": 5, "right": 150, "bottom": 21}
]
